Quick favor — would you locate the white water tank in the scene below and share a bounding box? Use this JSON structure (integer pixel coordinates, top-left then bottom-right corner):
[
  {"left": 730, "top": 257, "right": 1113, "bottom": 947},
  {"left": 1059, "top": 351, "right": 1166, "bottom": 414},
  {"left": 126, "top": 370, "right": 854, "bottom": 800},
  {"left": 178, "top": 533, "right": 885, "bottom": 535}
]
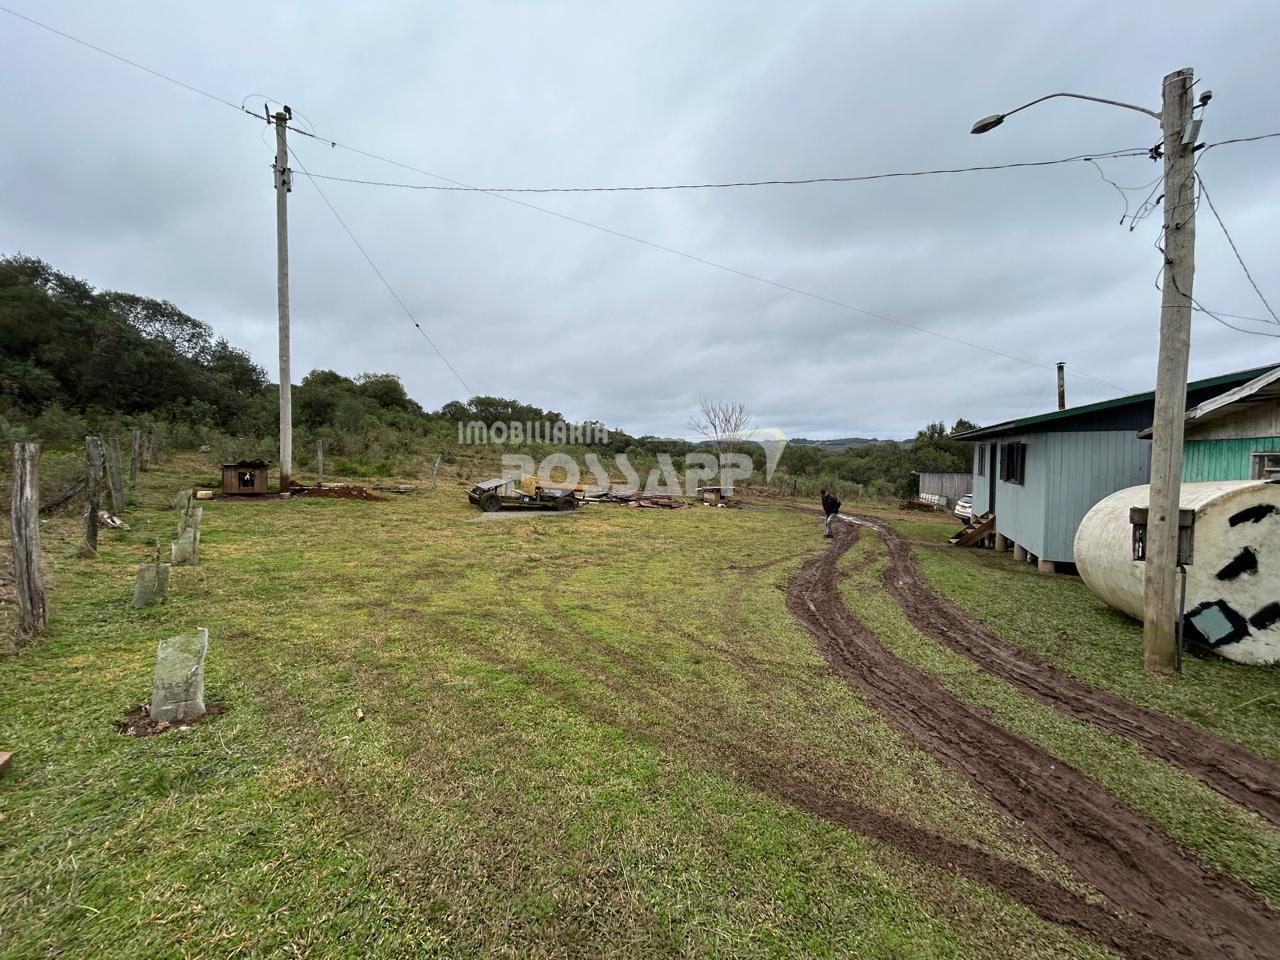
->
[{"left": 1074, "top": 481, "right": 1280, "bottom": 665}]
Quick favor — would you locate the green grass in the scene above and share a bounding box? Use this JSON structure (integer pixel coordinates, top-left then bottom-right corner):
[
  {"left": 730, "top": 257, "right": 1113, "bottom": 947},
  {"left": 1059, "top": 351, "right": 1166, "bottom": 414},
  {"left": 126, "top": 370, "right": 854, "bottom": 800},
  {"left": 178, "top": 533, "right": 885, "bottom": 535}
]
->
[
  {"left": 910, "top": 536, "right": 1280, "bottom": 759},
  {"left": 837, "top": 527, "right": 1280, "bottom": 908},
  {"left": 1, "top": 460, "right": 1271, "bottom": 958}
]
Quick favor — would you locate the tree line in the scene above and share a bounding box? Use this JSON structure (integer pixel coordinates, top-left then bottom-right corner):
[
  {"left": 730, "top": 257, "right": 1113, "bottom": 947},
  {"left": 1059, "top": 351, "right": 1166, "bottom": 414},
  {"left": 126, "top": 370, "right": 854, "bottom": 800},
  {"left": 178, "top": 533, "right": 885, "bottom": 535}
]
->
[{"left": 1, "top": 254, "right": 975, "bottom": 494}]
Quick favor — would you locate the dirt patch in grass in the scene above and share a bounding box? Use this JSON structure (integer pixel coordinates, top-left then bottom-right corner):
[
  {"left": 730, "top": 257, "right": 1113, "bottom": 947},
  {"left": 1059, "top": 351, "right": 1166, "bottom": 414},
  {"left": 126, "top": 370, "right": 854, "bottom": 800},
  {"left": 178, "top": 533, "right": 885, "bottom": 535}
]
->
[
  {"left": 788, "top": 523, "right": 1280, "bottom": 960},
  {"left": 288, "top": 483, "right": 387, "bottom": 501},
  {"left": 116, "top": 701, "right": 226, "bottom": 737},
  {"left": 855, "top": 513, "right": 1280, "bottom": 829}
]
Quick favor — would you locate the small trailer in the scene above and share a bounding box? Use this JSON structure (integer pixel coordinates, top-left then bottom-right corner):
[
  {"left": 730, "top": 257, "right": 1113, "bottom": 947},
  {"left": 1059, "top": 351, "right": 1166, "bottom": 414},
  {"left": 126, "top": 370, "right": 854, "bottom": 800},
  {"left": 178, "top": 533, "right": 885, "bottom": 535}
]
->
[{"left": 468, "top": 475, "right": 581, "bottom": 513}]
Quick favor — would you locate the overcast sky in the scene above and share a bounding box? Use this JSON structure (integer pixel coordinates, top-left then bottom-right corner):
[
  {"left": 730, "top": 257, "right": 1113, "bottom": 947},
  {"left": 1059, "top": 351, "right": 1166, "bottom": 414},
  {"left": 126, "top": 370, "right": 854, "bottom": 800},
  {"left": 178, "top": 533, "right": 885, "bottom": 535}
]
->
[{"left": 3, "top": 1, "right": 1278, "bottom": 439}]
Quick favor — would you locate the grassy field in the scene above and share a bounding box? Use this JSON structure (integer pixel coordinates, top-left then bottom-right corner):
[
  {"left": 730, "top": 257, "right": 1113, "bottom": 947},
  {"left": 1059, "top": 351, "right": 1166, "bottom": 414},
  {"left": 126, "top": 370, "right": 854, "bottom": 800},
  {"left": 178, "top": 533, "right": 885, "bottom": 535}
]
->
[{"left": 1, "top": 455, "right": 1276, "bottom": 958}]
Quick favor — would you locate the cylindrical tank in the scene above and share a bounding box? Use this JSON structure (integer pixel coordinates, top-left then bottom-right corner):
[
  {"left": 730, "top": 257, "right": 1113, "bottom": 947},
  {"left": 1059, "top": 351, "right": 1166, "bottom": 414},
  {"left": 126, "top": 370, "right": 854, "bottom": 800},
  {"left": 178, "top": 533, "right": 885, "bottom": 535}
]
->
[{"left": 1075, "top": 480, "right": 1280, "bottom": 665}]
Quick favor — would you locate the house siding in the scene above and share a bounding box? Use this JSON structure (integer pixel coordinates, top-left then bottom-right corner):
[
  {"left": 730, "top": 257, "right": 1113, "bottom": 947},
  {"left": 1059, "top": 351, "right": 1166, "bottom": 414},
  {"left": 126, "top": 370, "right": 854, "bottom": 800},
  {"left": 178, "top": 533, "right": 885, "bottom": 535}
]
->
[
  {"left": 969, "top": 430, "right": 1151, "bottom": 563},
  {"left": 995, "top": 434, "right": 1050, "bottom": 558},
  {"left": 1042, "top": 431, "right": 1151, "bottom": 563},
  {"left": 971, "top": 433, "right": 1049, "bottom": 558},
  {"left": 1183, "top": 437, "right": 1280, "bottom": 481}
]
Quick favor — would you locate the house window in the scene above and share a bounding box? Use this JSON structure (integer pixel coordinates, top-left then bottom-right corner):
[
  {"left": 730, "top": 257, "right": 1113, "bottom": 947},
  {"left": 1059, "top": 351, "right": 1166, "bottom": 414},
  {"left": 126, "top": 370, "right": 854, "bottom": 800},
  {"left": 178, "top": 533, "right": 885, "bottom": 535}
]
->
[
  {"left": 1251, "top": 452, "right": 1280, "bottom": 480},
  {"left": 999, "top": 442, "right": 1026, "bottom": 485},
  {"left": 977, "top": 446, "right": 986, "bottom": 476}
]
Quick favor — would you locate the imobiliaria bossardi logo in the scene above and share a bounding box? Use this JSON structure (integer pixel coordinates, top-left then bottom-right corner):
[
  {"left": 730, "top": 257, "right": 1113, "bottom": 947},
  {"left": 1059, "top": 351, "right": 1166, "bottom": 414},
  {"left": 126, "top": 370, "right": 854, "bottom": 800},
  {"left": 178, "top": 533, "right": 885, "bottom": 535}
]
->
[{"left": 458, "top": 422, "right": 787, "bottom": 496}]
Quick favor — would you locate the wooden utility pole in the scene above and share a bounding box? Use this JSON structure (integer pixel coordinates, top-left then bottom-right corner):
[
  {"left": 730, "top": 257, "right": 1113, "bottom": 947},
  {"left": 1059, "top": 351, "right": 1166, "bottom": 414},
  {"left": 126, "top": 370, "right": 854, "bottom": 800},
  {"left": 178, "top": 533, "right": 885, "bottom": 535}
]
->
[
  {"left": 274, "top": 108, "right": 294, "bottom": 492},
  {"left": 1056, "top": 362, "right": 1066, "bottom": 411},
  {"left": 10, "top": 442, "right": 47, "bottom": 637},
  {"left": 81, "top": 436, "right": 103, "bottom": 558},
  {"left": 1143, "top": 67, "right": 1198, "bottom": 675}
]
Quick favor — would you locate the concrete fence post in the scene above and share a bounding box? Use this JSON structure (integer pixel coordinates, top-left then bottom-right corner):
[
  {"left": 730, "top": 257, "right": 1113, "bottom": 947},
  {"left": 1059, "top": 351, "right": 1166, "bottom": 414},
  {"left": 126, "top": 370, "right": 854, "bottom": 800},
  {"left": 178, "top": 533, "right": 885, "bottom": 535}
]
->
[{"left": 107, "top": 438, "right": 126, "bottom": 514}]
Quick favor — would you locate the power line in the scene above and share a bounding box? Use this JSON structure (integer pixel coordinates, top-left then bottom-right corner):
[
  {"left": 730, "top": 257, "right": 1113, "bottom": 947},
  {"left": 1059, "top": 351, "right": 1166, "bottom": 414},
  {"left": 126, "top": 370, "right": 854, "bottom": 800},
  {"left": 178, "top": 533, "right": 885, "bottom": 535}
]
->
[
  {"left": 297, "top": 148, "right": 1151, "bottom": 193},
  {"left": 1193, "top": 300, "right": 1280, "bottom": 339},
  {"left": 292, "top": 137, "right": 1131, "bottom": 392},
  {"left": 286, "top": 145, "right": 475, "bottom": 397},
  {"left": 10, "top": 4, "right": 1280, "bottom": 388},
  {"left": 1199, "top": 131, "right": 1280, "bottom": 152},
  {"left": 0, "top": 0, "right": 1121, "bottom": 391},
  {"left": 0, "top": 4, "right": 255, "bottom": 119},
  {"left": 1195, "top": 173, "right": 1279, "bottom": 325}
]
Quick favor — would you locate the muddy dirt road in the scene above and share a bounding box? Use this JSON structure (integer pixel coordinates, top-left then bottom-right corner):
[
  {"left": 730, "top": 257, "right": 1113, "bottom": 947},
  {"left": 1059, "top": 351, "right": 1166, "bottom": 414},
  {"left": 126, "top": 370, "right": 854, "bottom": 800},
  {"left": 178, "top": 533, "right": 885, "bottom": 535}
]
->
[
  {"left": 856, "top": 514, "right": 1280, "bottom": 828},
  {"left": 787, "top": 524, "right": 1280, "bottom": 960}
]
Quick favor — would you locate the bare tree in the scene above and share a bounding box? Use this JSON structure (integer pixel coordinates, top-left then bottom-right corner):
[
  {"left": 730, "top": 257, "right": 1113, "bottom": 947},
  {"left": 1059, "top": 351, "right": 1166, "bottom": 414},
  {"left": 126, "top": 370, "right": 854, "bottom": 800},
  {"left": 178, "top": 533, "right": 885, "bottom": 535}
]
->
[{"left": 689, "top": 399, "right": 757, "bottom": 455}]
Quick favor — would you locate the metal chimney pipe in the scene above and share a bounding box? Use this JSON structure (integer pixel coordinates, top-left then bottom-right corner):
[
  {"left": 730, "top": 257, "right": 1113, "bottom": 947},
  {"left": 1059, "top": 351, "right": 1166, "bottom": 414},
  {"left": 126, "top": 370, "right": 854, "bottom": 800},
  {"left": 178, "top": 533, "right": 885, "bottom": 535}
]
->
[{"left": 1056, "top": 362, "right": 1066, "bottom": 411}]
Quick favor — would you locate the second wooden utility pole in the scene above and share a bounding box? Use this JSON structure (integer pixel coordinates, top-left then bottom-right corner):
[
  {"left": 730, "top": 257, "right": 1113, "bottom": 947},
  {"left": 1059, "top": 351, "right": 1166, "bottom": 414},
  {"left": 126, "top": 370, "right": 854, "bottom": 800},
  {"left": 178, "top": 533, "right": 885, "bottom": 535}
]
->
[
  {"left": 1143, "top": 67, "right": 1198, "bottom": 675},
  {"left": 273, "top": 108, "right": 294, "bottom": 492}
]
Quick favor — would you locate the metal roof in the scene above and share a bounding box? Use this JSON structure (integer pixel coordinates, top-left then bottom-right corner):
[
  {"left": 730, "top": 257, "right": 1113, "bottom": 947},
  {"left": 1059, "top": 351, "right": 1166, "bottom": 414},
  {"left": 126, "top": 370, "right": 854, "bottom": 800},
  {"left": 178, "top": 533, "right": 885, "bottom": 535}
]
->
[
  {"left": 1136, "top": 365, "right": 1280, "bottom": 438},
  {"left": 953, "top": 365, "right": 1277, "bottom": 442}
]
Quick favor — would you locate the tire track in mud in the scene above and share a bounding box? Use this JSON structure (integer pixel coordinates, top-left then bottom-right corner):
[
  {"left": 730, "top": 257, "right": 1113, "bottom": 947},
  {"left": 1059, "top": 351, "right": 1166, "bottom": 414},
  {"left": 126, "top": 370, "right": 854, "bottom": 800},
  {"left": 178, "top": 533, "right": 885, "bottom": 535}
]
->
[
  {"left": 788, "top": 524, "right": 1280, "bottom": 960},
  {"left": 532, "top": 572, "right": 1184, "bottom": 960},
  {"left": 853, "top": 513, "right": 1280, "bottom": 829}
]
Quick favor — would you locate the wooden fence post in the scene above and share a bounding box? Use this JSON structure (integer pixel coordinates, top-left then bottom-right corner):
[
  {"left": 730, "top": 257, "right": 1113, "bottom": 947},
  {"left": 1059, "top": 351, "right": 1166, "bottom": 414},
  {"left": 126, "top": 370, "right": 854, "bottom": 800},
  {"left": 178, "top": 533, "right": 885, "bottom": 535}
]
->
[
  {"left": 81, "top": 437, "right": 103, "bottom": 558},
  {"left": 142, "top": 422, "right": 154, "bottom": 470},
  {"left": 107, "top": 438, "right": 125, "bottom": 514},
  {"left": 11, "top": 442, "right": 47, "bottom": 637},
  {"left": 317, "top": 441, "right": 325, "bottom": 484},
  {"left": 432, "top": 453, "right": 442, "bottom": 489},
  {"left": 129, "top": 429, "right": 140, "bottom": 491}
]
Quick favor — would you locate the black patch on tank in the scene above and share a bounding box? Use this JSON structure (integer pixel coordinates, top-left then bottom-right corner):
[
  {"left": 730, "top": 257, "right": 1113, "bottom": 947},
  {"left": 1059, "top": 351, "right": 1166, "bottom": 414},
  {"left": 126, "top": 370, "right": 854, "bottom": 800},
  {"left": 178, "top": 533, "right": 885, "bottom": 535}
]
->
[
  {"left": 1216, "top": 547, "right": 1259, "bottom": 581},
  {"left": 1182, "top": 599, "right": 1251, "bottom": 648},
  {"left": 1249, "top": 602, "right": 1280, "bottom": 632},
  {"left": 1229, "top": 504, "right": 1277, "bottom": 527}
]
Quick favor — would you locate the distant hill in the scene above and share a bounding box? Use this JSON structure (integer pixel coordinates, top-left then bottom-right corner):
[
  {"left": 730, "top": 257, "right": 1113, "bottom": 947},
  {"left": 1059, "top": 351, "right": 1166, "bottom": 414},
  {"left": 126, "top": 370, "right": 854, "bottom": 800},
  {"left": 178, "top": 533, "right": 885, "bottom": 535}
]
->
[{"left": 788, "top": 437, "right": 903, "bottom": 453}]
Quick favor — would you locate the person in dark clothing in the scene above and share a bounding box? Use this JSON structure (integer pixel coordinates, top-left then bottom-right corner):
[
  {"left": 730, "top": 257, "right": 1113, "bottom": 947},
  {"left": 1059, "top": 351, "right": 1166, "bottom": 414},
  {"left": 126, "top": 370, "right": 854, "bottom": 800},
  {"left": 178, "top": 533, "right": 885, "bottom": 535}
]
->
[{"left": 820, "top": 488, "right": 841, "bottom": 538}]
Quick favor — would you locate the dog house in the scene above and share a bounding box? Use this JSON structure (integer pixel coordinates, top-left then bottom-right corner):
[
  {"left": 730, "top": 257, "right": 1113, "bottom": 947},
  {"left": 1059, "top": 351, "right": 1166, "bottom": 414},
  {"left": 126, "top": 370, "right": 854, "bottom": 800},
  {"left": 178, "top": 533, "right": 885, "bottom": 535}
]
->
[
  {"left": 221, "top": 459, "right": 270, "bottom": 496},
  {"left": 698, "top": 486, "right": 724, "bottom": 505}
]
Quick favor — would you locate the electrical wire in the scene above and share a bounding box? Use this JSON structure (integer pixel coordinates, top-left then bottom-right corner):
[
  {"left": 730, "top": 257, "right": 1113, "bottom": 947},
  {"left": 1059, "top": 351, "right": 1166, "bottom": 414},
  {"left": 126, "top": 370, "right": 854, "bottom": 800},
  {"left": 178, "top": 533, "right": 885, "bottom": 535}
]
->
[
  {"left": 1192, "top": 298, "right": 1280, "bottom": 338},
  {"left": 1195, "top": 173, "right": 1279, "bottom": 324},
  {"left": 1199, "top": 131, "right": 1280, "bottom": 153},
  {"left": 0, "top": 3, "right": 1132, "bottom": 393},
  {"left": 298, "top": 149, "right": 1151, "bottom": 193},
  {"left": 1019, "top": 379, "right": 1050, "bottom": 418},
  {"left": 1087, "top": 158, "right": 1162, "bottom": 225},
  {"left": 0, "top": 4, "right": 258, "bottom": 120},
  {"left": 10, "top": 4, "right": 1280, "bottom": 383},
  {"left": 285, "top": 145, "right": 475, "bottom": 397},
  {"left": 290, "top": 136, "right": 1132, "bottom": 392}
]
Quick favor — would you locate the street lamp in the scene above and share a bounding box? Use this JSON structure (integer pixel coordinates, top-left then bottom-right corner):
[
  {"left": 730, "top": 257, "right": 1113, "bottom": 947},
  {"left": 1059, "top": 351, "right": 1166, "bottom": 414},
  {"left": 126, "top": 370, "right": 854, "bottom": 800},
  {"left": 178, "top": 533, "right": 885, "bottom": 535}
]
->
[
  {"left": 970, "top": 92, "right": 1159, "bottom": 136},
  {"left": 969, "top": 71, "right": 1200, "bottom": 676}
]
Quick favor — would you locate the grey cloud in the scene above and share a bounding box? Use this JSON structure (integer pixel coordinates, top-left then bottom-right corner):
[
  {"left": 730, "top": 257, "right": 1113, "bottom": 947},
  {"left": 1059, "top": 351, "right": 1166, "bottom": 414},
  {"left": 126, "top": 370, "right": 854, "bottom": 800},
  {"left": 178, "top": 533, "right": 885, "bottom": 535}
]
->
[{"left": 2, "top": 0, "right": 1278, "bottom": 440}]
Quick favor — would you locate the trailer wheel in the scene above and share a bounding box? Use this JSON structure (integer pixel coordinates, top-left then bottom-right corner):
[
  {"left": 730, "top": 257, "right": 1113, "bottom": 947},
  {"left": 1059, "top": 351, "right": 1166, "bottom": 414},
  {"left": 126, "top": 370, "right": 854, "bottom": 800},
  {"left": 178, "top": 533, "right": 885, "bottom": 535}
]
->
[
  {"left": 480, "top": 492, "right": 503, "bottom": 512},
  {"left": 555, "top": 495, "right": 577, "bottom": 512}
]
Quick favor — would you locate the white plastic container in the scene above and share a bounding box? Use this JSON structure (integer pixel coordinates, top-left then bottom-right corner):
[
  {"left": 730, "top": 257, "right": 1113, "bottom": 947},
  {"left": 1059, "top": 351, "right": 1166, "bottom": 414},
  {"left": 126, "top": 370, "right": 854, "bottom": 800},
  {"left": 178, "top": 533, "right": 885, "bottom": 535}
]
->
[{"left": 1074, "top": 480, "right": 1280, "bottom": 664}]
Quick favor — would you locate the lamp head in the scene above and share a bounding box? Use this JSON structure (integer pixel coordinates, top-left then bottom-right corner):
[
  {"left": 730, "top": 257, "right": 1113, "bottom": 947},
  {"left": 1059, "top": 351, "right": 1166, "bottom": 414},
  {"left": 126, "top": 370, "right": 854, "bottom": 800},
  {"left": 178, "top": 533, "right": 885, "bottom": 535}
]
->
[{"left": 970, "top": 113, "right": 1006, "bottom": 134}]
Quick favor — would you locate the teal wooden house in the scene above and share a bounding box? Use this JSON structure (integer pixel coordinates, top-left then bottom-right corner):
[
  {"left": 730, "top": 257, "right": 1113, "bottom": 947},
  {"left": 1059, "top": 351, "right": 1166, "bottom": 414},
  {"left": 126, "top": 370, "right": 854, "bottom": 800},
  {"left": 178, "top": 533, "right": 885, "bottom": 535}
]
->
[
  {"left": 1138, "top": 365, "right": 1280, "bottom": 481},
  {"left": 954, "top": 365, "right": 1273, "bottom": 570}
]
